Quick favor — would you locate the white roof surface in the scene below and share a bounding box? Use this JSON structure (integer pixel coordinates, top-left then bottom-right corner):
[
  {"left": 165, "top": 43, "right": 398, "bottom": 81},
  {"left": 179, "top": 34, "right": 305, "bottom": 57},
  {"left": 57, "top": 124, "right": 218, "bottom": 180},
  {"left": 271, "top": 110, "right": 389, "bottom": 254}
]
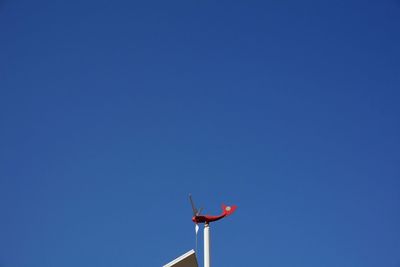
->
[{"left": 163, "top": 249, "right": 198, "bottom": 267}]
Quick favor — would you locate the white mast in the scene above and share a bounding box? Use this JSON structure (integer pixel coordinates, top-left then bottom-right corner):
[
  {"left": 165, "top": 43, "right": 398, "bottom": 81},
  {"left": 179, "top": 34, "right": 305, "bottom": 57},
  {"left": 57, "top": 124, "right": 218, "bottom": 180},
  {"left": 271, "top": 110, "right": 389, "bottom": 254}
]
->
[{"left": 204, "top": 223, "right": 210, "bottom": 267}]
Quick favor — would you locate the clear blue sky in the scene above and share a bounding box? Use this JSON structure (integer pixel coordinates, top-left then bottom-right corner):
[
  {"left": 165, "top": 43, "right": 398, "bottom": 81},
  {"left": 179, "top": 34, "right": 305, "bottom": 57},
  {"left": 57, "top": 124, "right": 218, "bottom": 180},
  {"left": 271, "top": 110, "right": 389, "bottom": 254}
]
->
[{"left": 1, "top": 0, "right": 399, "bottom": 266}]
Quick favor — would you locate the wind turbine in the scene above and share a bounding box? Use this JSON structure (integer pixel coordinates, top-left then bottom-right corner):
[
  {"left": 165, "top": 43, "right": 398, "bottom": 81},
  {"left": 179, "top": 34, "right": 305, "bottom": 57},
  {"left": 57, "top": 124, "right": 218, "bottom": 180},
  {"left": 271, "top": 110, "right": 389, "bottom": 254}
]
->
[{"left": 189, "top": 194, "right": 237, "bottom": 267}]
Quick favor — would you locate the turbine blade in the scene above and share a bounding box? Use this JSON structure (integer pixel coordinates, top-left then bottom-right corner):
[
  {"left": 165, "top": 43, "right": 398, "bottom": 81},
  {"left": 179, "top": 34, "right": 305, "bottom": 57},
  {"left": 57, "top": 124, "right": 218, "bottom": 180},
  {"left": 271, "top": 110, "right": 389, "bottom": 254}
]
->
[
  {"left": 189, "top": 194, "right": 198, "bottom": 216},
  {"left": 196, "top": 207, "right": 203, "bottom": 216}
]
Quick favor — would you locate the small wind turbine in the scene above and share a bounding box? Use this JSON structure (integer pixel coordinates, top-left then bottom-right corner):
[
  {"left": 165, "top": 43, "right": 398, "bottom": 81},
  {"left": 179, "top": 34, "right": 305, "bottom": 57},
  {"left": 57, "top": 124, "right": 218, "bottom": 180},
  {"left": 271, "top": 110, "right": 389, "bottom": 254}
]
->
[{"left": 189, "top": 194, "right": 237, "bottom": 267}]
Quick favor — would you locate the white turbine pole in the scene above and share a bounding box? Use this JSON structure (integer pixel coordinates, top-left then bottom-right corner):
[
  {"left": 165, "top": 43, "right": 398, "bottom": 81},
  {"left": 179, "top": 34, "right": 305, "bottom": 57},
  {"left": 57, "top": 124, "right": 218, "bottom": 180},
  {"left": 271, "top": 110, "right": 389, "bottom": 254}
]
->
[{"left": 204, "top": 223, "right": 210, "bottom": 267}]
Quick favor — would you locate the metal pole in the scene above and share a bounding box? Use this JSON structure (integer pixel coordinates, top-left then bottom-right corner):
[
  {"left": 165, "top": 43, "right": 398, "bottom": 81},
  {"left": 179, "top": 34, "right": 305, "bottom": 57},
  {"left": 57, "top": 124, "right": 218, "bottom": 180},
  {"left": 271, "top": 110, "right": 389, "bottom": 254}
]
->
[{"left": 204, "top": 223, "right": 210, "bottom": 267}]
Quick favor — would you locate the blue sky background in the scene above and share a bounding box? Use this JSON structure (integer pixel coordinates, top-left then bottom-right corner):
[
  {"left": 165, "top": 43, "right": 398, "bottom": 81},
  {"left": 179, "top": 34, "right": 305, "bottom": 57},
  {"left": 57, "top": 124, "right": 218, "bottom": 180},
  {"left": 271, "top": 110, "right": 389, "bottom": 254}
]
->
[{"left": 1, "top": 0, "right": 400, "bottom": 266}]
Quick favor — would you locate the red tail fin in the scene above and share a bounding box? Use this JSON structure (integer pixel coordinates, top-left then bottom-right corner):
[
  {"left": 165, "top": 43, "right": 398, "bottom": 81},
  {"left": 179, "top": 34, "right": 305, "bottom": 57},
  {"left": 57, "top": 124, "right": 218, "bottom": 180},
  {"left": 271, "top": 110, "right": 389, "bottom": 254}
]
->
[{"left": 222, "top": 204, "right": 237, "bottom": 216}]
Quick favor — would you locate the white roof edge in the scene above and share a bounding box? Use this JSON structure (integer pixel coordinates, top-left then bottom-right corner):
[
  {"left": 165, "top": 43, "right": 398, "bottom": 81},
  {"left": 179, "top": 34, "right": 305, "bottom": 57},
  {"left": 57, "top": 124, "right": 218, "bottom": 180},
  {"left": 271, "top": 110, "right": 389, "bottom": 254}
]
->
[{"left": 163, "top": 249, "right": 196, "bottom": 267}]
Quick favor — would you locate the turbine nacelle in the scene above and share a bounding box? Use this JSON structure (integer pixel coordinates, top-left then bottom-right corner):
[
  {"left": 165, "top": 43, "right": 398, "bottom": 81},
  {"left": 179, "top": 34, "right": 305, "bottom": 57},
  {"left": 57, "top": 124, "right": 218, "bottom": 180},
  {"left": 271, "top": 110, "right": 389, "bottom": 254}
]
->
[{"left": 189, "top": 194, "right": 237, "bottom": 224}]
